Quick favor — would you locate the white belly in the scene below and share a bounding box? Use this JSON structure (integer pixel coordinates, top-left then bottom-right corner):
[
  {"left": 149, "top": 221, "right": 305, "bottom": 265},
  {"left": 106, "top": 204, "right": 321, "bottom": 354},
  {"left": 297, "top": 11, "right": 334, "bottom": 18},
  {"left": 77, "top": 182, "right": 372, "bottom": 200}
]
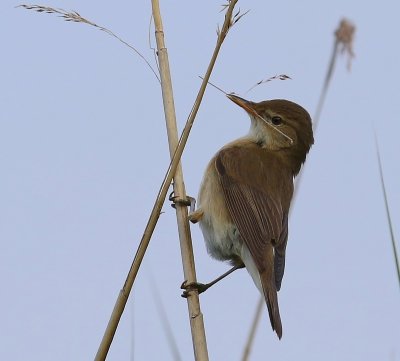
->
[{"left": 197, "top": 159, "right": 241, "bottom": 262}]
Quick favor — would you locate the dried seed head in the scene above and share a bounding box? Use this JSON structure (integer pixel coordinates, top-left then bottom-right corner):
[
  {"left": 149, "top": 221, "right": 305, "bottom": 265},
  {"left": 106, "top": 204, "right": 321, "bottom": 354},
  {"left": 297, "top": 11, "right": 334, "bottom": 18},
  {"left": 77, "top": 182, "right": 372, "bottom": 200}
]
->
[{"left": 335, "top": 18, "right": 356, "bottom": 70}]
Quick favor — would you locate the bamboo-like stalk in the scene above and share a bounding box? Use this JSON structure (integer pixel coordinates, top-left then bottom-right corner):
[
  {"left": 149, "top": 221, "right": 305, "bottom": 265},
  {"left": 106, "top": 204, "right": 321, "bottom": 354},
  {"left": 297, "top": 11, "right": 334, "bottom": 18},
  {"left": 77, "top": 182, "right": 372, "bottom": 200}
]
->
[
  {"left": 94, "top": 2, "right": 239, "bottom": 360},
  {"left": 151, "top": 0, "right": 208, "bottom": 359},
  {"left": 240, "top": 18, "right": 355, "bottom": 360}
]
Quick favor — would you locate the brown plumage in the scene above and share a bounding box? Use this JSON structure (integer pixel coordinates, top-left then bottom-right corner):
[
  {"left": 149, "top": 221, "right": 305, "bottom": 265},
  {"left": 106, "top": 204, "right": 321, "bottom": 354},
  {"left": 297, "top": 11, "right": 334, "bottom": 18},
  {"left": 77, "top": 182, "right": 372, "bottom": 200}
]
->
[{"left": 193, "top": 95, "right": 313, "bottom": 339}]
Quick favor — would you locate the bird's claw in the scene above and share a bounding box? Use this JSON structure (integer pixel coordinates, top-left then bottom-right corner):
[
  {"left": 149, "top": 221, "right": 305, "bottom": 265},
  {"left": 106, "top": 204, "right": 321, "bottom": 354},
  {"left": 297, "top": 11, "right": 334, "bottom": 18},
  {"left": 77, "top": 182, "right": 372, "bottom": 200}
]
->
[
  {"left": 180, "top": 280, "right": 209, "bottom": 298},
  {"left": 169, "top": 192, "right": 196, "bottom": 213}
]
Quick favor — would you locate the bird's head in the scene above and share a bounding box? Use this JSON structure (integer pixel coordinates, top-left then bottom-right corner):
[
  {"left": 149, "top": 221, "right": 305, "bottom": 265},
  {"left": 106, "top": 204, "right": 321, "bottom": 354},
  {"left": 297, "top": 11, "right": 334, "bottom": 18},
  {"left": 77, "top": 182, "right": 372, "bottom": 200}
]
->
[{"left": 227, "top": 94, "right": 314, "bottom": 173}]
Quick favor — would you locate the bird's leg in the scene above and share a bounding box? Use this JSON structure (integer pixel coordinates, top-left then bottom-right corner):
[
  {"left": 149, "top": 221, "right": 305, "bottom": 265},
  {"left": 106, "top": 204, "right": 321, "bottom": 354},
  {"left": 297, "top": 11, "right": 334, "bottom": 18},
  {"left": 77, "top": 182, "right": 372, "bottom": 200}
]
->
[
  {"left": 181, "top": 263, "right": 245, "bottom": 298},
  {"left": 168, "top": 191, "right": 203, "bottom": 223},
  {"left": 187, "top": 209, "right": 204, "bottom": 224}
]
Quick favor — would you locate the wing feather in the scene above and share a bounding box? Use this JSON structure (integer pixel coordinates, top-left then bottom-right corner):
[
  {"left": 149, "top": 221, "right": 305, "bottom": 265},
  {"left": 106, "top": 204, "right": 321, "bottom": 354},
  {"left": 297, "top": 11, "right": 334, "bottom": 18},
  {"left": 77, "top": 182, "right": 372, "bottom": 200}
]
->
[{"left": 215, "top": 146, "right": 290, "bottom": 285}]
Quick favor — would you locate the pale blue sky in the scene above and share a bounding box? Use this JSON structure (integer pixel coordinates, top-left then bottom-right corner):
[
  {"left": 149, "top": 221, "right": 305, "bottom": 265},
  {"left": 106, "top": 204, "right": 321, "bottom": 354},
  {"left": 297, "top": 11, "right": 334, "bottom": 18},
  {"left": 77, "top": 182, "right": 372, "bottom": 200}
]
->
[{"left": 1, "top": 1, "right": 399, "bottom": 360}]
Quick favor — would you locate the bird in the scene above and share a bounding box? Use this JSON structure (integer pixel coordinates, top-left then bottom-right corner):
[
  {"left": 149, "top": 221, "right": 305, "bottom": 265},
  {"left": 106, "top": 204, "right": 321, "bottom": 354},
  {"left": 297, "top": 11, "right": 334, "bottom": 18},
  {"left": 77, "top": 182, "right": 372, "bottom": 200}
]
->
[{"left": 187, "top": 94, "right": 314, "bottom": 339}]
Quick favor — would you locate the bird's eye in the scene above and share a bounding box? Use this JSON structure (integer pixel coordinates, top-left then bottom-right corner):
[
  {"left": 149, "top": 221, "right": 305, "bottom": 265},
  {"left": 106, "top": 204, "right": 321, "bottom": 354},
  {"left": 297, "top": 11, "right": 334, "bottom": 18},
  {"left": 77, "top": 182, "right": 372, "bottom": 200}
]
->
[{"left": 271, "top": 116, "right": 282, "bottom": 125}]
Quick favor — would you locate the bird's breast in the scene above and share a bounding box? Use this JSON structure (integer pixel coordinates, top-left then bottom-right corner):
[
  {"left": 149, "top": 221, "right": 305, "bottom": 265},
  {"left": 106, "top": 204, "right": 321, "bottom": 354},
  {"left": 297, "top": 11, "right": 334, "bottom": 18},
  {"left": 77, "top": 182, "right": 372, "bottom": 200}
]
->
[{"left": 197, "top": 157, "right": 242, "bottom": 263}]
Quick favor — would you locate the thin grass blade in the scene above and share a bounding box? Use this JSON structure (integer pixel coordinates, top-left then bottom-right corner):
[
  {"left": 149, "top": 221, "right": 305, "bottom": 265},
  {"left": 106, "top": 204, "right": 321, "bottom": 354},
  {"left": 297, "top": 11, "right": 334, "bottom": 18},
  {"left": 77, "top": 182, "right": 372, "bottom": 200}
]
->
[{"left": 374, "top": 132, "right": 400, "bottom": 288}]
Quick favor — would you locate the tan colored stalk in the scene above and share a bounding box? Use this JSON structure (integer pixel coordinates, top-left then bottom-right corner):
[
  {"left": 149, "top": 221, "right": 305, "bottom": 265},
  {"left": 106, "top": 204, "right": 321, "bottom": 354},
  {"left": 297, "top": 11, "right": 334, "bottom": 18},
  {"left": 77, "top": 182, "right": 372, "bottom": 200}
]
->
[
  {"left": 94, "top": 1, "right": 239, "bottom": 360},
  {"left": 151, "top": 0, "right": 208, "bottom": 359}
]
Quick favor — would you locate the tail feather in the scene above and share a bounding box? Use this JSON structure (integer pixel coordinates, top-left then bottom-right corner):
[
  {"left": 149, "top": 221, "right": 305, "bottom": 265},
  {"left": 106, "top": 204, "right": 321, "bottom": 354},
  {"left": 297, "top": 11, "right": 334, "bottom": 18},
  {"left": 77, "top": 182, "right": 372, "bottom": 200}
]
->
[
  {"left": 240, "top": 243, "right": 282, "bottom": 338},
  {"left": 260, "top": 269, "right": 282, "bottom": 339}
]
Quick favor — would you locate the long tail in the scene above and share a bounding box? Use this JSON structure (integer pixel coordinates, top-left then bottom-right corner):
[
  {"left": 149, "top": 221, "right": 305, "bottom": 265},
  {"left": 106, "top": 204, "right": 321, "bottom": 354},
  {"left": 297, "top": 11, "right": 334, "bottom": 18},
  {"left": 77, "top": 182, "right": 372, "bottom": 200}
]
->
[{"left": 260, "top": 257, "right": 282, "bottom": 339}]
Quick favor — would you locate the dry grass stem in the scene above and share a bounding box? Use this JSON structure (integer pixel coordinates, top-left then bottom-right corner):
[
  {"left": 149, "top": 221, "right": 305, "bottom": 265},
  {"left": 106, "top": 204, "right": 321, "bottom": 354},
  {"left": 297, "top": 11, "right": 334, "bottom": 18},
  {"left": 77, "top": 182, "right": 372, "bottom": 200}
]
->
[
  {"left": 374, "top": 133, "right": 400, "bottom": 288},
  {"left": 94, "top": 1, "right": 240, "bottom": 360},
  {"left": 198, "top": 76, "right": 229, "bottom": 95},
  {"left": 18, "top": 4, "right": 160, "bottom": 83},
  {"left": 245, "top": 74, "right": 292, "bottom": 94}
]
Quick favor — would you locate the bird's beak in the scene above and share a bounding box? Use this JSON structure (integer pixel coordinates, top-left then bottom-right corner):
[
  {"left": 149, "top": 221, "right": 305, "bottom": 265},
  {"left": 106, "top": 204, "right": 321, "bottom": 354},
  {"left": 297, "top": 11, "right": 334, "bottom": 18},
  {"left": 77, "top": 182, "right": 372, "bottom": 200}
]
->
[{"left": 226, "top": 94, "right": 257, "bottom": 117}]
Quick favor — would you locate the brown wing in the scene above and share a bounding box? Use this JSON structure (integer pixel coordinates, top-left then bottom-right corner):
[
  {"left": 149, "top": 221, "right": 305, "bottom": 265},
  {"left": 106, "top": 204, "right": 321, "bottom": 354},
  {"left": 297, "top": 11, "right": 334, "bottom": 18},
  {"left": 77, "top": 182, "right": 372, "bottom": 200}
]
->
[{"left": 215, "top": 146, "right": 290, "bottom": 289}]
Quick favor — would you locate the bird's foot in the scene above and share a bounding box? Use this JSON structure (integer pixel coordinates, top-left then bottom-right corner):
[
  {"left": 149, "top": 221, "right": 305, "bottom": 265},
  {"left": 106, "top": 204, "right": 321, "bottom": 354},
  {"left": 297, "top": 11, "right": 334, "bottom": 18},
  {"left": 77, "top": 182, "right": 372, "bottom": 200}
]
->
[
  {"left": 169, "top": 191, "right": 196, "bottom": 213},
  {"left": 169, "top": 191, "right": 202, "bottom": 223},
  {"left": 180, "top": 280, "right": 210, "bottom": 298}
]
